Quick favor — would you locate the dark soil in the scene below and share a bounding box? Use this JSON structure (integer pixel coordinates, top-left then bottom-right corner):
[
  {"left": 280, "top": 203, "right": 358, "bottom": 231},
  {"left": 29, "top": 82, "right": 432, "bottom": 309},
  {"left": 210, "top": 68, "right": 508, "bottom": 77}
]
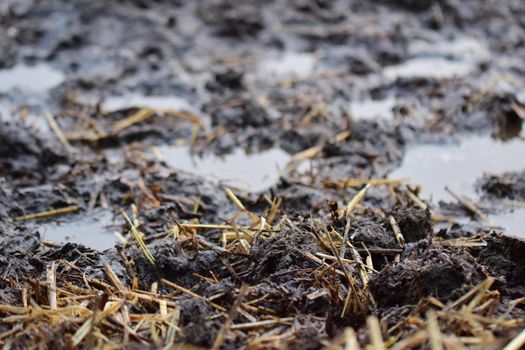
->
[{"left": 479, "top": 170, "right": 525, "bottom": 201}]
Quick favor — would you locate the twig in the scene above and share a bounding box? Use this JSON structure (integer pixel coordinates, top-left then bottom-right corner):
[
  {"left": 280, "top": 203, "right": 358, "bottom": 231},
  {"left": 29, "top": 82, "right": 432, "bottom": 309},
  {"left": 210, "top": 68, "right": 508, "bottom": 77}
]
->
[
  {"left": 367, "top": 316, "right": 384, "bottom": 350},
  {"left": 504, "top": 328, "right": 525, "bottom": 350},
  {"left": 212, "top": 284, "right": 248, "bottom": 350},
  {"left": 445, "top": 187, "right": 489, "bottom": 223},
  {"left": 121, "top": 209, "right": 156, "bottom": 265},
  {"left": 389, "top": 216, "right": 405, "bottom": 247},
  {"left": 230, "top": 318, "right": 293, "bottom": 330},
  {"left": 45, "top": 111, "right": 73, "bottom": 152},
  {"left": 14, "top": 206, "right": 79, "bottom": 222},
  {"left": 47, "top": 262, "right": 58, "bottom": 311},
  {"left": 427, "top": 311, "right": 443, "bottom": 350}
]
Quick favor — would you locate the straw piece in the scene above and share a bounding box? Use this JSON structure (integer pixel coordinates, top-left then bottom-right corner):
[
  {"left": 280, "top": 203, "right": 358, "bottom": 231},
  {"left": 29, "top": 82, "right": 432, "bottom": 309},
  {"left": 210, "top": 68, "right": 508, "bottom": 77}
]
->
[
  {"left": 445, "top": 187, "right": 489, "bottom": 223},
  {"left": 162, "top": 109, "right": 202, "bottom": 124},
  {"left": 47, "top": 262, "right": 58, "bottom": 311},
  {"left": 345, "top": 184, "right": 371, "bottom": 217},
  {"left": 511, "top": 100, "right": 525, "bottom": 120},
  {"left": 224, "top": 188, "right": 260, "bottom": 224},
  {"left": 323, "top": 178, "right": 404, "bottom": 189},
  {"left": 112, "top": 108, "right": 156, "bottom": 134},
  {"left": 14, "top": 206, "right": 79, "bottom": 222},
  {"left": 45, "top": 111, "right": 73, "bottom": 152},
  {"left": 103, "top": 262, "right": 127, "bottom": 292},
  {"left": 230, "top": 317, "right": 293, "bottom": 330},
  {"left": 211, "top": 284, "right": 248, "bottom": 350},
  {"left": 389, "top": 216, "right": 405, "bottom": 247},
  {"left": 121, "top": 209, "right": 156, "bottom": 265},
  {"left": 367, "top": 316, "right": 385, "bottom": 350},
  {"left": 427, "top": 311, "right": 443, "bottom": 350},
  {"left": 503, "top": 328, "right": 525, "bottom": 350},
  {"left": 406, "top": 190, "right": 428, "bottom": 210},
  {"left": 344, "top": 328, "right": 361, "bottom": 350}
]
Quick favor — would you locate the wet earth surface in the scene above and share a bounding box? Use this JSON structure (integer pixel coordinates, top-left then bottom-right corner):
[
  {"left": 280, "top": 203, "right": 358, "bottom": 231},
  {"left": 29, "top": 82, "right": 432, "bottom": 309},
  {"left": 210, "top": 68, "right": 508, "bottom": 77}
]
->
[{"left": 1, "top": 0, "right": 525, "bottom": 348}]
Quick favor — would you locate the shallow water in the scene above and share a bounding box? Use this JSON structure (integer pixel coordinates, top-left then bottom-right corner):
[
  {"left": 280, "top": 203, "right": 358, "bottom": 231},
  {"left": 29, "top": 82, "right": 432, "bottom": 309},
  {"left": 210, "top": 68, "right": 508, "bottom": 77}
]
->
[
  {"left": 101, "top": 94, "right": 193, "bottom": 113},
  {"left": 408, "top": 36, "right": 490, "bottom": 62},
  {"left": 349, "top": 96, "right": 396, "bottom": 121},
  {"left": 158, "top": 146, "right": 291, "bottom": 192},
  {"left": 258, "top": 52, "right": 316, "bottom": 81},
  {"left": 391, "top": 135, "right": 525, "bottom": 237},
  {"left": 0, "top": 100, "right": 11, "bottom": 121},
  {"left": 383, "top": 36, "right": 487, "bottom": 81},
  {"left": 384, "top": 57, "right": 473, "bottom": 80},
  {"left": 40, "top": 211, "right": 118, "bottom": 250},
  {"left": 489, "top": 207, "right": 525, "bottom": 238},
  {"left": 0, "top": 64, "right": 64, "bottom": 92}
]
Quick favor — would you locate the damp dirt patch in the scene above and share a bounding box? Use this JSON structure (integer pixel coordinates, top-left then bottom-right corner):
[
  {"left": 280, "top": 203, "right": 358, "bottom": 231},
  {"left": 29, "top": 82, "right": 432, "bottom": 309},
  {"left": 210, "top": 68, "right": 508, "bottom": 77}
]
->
[{"left": 1, "top": 0, "right": 525, "bottom": 349}]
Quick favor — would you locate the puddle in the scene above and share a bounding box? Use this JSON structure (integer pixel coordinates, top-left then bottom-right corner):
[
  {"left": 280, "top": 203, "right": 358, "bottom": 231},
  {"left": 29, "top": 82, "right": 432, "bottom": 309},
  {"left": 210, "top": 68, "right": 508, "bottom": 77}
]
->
[
  {"left": 490, "top": 208, "right": 525, "bottom": 238},
  {"left": 408, "top": 36, "right": 490, "bottom": 62},
  {"left": 0, "top": 100, "right": 12, "bottom": 121},
  {"left": 258, "top": 52, "right": 316, "bottom": 81},
  {"left": 101, "top": 94, "right": 194, "bottom": 113},
  {"left": 0, "top": 63, "right": 64, "bottom": 92},
  {"left": 391, "top": 136, "right": 525, "bottom": 237},
  {"left": 158, "top": 146, "right": 291, "bottom": 192},
  {"left": 383, "top": 36, "right": 487, "bottom": 81},
  {"left": 384, "top": 57, "right": 473, "bottom": 80},
  {"left": 349, "top": 97, "right": 396, "bottom": 121},
  {"left": 39, "top": 211, "right": 118, "bottom": 250},
  {"left": 392, "top": 136, "right": 525, "bottom": 201}
]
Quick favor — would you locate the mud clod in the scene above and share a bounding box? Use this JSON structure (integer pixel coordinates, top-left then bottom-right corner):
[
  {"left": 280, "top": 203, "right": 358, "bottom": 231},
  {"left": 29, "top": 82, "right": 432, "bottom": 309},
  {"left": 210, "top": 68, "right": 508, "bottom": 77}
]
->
[
  {"left": 370, "top": 248, "right": 485, "bottom": 308},
  {"left": 479, "top": 170, "right": 525, "bottom": 201}
]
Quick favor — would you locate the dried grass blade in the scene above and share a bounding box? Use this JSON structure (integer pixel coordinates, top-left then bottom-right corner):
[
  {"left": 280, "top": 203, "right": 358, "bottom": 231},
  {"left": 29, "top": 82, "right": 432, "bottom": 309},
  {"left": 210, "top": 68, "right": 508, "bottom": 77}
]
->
[{"left": 121, "top": 209, "right": 156, "bottom": 265}]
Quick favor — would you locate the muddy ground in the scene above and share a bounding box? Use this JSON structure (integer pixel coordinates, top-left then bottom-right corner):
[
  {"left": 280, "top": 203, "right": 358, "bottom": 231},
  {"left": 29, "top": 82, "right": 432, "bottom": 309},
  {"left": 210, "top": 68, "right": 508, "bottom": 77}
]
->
[{"left": 1, "top": 0, "right": 525, "bottom": 349}]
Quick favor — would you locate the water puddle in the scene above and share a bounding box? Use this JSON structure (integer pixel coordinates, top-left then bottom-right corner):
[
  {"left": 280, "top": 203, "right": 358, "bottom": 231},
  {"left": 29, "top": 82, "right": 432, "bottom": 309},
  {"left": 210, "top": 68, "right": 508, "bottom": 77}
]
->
[
  {"left": 383, "top": 36, "right": 488, "bottom": 80},
  {"left": 258, "top": 52, "right": 316, "bottom": 81},
  {"left": 349, "top": 96, "right": 396, "bottom": 121},
  {"left": 101, "top": 94, "right": 194, "bottom": 113},
  {"left": 158, "top": 146, "right": 291, "bottom": 192},
  {"left": 0, "top": 100, "right": 12, "bottom": 121},
  {"left": 0, "top": 63, "right": 64, "bottom": 92},
  {"left": 39, "top": 211, "right": 118, "bottom": 250},
  {"left": 408, "top": 36, "right": 490, "bottom": 62},
  {"left": 391, "top": 136, "right": 525, "bottom": 237},
  {"left": 489, "top": 208, "right": 525, "bottom": 238},
  {"left": 384, "top": 57, "right": 473, "bottom": 80}
]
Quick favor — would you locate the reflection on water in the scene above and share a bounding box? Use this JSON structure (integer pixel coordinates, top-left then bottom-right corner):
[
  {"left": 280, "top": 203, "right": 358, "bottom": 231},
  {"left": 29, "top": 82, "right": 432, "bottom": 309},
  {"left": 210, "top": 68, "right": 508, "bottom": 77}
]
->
[
  {"left": 350, "top": 97, "right": 396, "bottom": 121},
  {"left": 0, "top": 64, "right": 64, "bottom": 92},
  {"left": 384, "top": 57, "right": 473, "bottom": 80},
  {"left": 0, "top": 100, "right": 12, "bottom": 121},
  {"left": 384, "top": 36, "right": 487, "bottom": 81},
  {"left": 101, "top": 94, "right": 193, "bottom": 113},
  {"left": 391, "top": 135, "right": 525, "bottom": 237},
  {"left": 258, "top": 52, "right": 316, "bottom": 81},
  {"left": 490, "top": 208, "right": 525, "bottom": 238},
  {"left": 40, "top": 211, "right": 118, "bottom": 250},
  {"left": 159, "top": 146, "right": 291, "bottom": 192},
  {"left": 392, "top": 136, "right": 525, "bottom": 201},
  {"left": 408, "top": 36, "right": 490, "bottom": 62}
]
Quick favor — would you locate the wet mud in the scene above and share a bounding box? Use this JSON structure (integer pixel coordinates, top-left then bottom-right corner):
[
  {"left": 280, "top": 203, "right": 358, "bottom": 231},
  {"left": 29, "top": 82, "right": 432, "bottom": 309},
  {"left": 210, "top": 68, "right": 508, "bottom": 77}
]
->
[{"left": 1, "top": 0, "right": 525, "bottom": 348}]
